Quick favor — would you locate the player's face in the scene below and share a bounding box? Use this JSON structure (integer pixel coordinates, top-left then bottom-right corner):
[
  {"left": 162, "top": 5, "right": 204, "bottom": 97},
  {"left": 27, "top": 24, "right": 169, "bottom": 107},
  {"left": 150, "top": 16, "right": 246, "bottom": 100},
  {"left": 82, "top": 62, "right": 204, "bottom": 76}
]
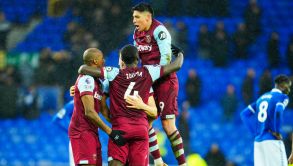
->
[{"left": 133, "top": 11, "right": 149, "bottom": 31}]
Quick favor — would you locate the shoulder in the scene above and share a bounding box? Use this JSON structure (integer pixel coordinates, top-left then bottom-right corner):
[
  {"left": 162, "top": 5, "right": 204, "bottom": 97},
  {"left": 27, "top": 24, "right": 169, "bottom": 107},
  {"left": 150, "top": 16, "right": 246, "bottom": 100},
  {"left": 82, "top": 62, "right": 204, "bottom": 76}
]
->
[
  {"left": 153, "top": 25, "right": 170, "bottom": 40},
  {"left": 78, "top": 75, "right": 95, "bottom": 85}
]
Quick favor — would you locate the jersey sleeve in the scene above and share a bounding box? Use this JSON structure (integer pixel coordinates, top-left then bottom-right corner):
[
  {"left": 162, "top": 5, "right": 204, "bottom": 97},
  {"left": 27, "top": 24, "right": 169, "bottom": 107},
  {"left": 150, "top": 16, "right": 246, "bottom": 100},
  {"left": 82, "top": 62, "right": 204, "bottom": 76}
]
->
[
  {"left": 153, "top": 25, "right": 172, "bottom": 65},
  {"left": 274, "top": 95, "right": 289, "bottom": 133},
  {"left": 77, "top": 75, "right": 95, "bottom": 96},
  {"left": 240, "top": 102, "right": 257, "bottom": 136},
  {"left": 101, "top": 79, "right": 109, "bottom": 94},
  {"left": 144, "top": 65, "right": 163, "bottom": 82},
  {"left": 102, "top": 66, "right": 119, "bottom": 81}
]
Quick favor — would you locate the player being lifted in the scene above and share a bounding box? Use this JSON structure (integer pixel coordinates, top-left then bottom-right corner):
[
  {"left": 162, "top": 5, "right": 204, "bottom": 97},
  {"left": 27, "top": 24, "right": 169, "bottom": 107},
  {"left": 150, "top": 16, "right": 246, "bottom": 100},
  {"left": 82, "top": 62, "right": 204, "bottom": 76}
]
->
[
  {"left": 241, "top": 74, "right": 292, "bottom": 166},
  {"left": 132, "top": 3, "right": 186, "bottom": 165},
  {"left": 78, "top": 44, "right": 184, "bottom": 165},
  {"left": 69, "top": 48, "right": 126, "bottom": 166}
]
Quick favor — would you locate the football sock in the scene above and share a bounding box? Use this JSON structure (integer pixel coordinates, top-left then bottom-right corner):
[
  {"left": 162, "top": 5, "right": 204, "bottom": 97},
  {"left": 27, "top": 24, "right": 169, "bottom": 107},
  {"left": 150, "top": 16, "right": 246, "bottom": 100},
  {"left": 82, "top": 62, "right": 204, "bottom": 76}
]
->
[
  {"left": 149, "top": 127, "right": 163, "bottom": 165},
  {"left": 168, "top": 130, "right": 186, "bottom": 165}
]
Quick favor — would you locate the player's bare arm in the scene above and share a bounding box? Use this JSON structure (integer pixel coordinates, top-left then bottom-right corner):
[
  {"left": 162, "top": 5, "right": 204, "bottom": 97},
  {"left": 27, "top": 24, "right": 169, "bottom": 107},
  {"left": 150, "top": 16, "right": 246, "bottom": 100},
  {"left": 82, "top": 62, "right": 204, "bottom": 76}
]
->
[
  {"left": 100, "top": 94, "right": 111, "bottom": 122},
  {"left": 162, "top": 52, "right": 183, "bottom": 76},
  {"left": 81, "top": 94, "right": 112, "bottom": 135},
  {"left": 79, "top": 64, "right": 102, "bottom": 78},
  {"left": 125, "top": 94, "right": 157, "bottom": 118}
]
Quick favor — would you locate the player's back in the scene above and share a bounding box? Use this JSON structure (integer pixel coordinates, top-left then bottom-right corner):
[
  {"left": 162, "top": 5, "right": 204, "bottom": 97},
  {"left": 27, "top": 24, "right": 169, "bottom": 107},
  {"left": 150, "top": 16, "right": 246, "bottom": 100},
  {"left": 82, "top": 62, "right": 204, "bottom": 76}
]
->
[
  {"left": 108, "top": 67, "right": 154, "bottom": 127},
  {"left": 254, "top": 89, "right": 288, "bottom": 141}
]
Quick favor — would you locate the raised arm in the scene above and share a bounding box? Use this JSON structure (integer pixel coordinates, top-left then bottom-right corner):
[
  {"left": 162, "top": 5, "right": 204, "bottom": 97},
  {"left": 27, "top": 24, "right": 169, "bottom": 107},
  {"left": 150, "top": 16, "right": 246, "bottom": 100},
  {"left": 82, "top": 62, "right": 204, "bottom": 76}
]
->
[
  {"left": 162, "top": 52, "right": 183, "bottom": 76},
  {"left": 78, "top": 65, "right": 102, "bottom": 78}
]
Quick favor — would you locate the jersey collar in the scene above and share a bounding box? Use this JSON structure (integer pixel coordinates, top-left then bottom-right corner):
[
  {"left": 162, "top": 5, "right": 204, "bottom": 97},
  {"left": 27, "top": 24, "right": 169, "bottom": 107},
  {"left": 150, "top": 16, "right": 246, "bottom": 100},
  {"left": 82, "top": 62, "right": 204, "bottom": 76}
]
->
[{"left": 271, "top": 88, "right": 282, "bottom": 93}]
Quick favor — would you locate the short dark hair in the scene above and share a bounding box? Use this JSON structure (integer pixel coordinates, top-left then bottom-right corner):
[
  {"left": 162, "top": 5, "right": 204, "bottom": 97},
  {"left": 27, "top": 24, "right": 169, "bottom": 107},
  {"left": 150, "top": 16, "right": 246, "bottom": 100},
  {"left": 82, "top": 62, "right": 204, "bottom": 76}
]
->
[
  {"left": 120, "top": 44, "right": 139, "bottom": 65},
  {"left": 274, "top": 74, "right": 291, "bottom": 85},
  {"left": 132, "top": 2, "right": 154, "bottom": 16}
]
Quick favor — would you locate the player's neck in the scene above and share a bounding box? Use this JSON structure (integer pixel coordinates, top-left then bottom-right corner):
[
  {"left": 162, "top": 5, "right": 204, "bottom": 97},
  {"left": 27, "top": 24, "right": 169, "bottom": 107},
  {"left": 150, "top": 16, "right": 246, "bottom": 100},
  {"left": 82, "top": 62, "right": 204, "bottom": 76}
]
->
[
  {"left": 126, "top": 64, "right": 137, "bottom": 68},
  {"left": 144, "top": 19, "right": 152, "bottom": 31}
]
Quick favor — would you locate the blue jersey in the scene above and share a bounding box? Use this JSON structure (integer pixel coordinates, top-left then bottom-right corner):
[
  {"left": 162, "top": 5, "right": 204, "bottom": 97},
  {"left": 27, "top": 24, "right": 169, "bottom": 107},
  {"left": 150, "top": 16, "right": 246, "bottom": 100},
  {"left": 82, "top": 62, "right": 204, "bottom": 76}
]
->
[
  {"left": 241, "top": 88, "right": 289, "bottom": 142},
  {"left": 52, "top": 100, "right": 74, "bottom": 133}
]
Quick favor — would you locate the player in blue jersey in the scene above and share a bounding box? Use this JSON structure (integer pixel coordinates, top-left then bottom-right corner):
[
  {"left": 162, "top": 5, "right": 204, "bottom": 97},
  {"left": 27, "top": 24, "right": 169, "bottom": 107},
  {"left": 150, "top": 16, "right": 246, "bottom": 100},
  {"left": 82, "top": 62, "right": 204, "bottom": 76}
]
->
[
  {"left": 241, "top": 74, "right": 291, "bottom": 166},
  {"left": 52, "top": 100, "right": 75, "bottom": 166}
]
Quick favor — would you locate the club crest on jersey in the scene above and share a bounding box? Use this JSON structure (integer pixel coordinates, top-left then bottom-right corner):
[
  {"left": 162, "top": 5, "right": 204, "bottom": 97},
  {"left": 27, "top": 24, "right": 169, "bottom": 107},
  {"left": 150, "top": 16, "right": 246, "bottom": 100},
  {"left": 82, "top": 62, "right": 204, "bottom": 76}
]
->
[
  {"left": 158, "top": 31, "right": 167, "bottom": 40},
  {"left": 145, "top": 35, "right": 151, "bottom": 43}
]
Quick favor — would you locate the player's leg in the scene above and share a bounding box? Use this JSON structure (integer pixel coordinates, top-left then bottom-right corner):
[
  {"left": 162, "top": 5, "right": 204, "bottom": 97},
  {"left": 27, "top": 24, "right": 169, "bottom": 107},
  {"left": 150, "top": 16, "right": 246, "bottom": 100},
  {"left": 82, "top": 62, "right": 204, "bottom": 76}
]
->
[
  {"left": 261, "top": 140, "right": 288, "bottom": 166},
  {"left": 155, "top": 76, "right": 186, "bottom": 166},
  {"left": 108, "top": 125, "right": 129, "bottom": 166},
  {"left": 128, "top": 125, "right": 149, "bottom": 166},
  {"left": 70, "top": 131, "right": 101, "bottom": 166},
  {"left": 69, "top": 141, "right": 75, "bottom": 166},
  {"left": 109, "top": 160, "right": 124, "bottom": 166},
  {"left": 148, "top": 118, "right": 164, "bottom": 166},
  {"left": 161, "top": 118, "right": 186, "bottom": 166}
]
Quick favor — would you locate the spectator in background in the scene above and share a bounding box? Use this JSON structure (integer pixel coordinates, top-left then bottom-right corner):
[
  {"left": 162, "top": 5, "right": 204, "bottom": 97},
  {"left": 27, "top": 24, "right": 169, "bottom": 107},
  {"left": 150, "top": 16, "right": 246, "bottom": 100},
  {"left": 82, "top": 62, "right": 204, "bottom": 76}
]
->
[
  {"left": 167, "top": 0, "right": 183, "bottom": 16},
  {"left": 197, "top": 24, "right": 212, "bottom": 59},
  {"left": 0, "top": 65, "right": 20, "bottom": 118},
  {"left": 242, "top": 68, "right": 256, "bottom": 105},
  {"left": 258, "top": 69, "right": 273, "bottom": 96},
  {"left": 232, "top": 23, "right": 250, "bottom": 59},
  {"left": 178, "top": 101, "right": 190, "bottom": 155},
  {"left": 185, "top": 69, "right": 201, "bottom": 107},
  {"left": 0, "top": 12, "right": 11, "bottom": 51},
  {"left": 286, "top": 39, "right": 293, "bottom": 72},
  {"left": 34, "top": 48, "right": 56, "bottom": 86},
  {"left": 204, "top": 143, "right": 227, "bottom": 166},
  {"left": 244, "top": 0, "right": 262, "bottom": 42},
  {"left": 175, "top": 21, "right": 188, "bottom": 54},
  {"left": 63, "top": 21, "right": 79, "bottom": 45},
  {"left": 221, "top": 84, "right": 238, "bottom": 121},
  {"left": 267, "top": 32, "right": 281, "bottom": 68},
  {"left": 211, "top": 22, "right": 229, "bottom": 67}
]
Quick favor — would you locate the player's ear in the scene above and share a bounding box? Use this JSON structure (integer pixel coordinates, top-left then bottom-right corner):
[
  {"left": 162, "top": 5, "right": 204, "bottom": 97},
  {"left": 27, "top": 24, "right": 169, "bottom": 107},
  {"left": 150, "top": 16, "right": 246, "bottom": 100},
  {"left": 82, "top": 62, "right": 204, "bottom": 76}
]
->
[{"left": 93, "top": 59, "right": 98, "bottom": 65}]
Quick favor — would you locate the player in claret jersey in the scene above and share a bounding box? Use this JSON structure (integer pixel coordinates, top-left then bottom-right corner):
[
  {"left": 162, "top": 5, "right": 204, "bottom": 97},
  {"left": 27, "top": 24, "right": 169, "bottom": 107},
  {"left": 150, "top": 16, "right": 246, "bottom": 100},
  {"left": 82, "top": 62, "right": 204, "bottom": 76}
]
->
[
  {"left": 78, "top": 44, "right": 184, "bottom": 166},
  {"left": 132, "top": 3, "right": 186, "bottom": 165},
  {"left": 69, "top": 48, "right": 125, "bottom": 166},
  {"left": 241, "top": 74, "right": 292, "bottom": 166}
]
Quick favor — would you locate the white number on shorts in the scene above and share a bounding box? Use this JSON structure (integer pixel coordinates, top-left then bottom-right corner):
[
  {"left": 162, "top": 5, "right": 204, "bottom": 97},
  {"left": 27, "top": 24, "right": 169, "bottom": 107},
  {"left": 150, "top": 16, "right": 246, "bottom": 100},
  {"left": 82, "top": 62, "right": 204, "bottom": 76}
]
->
[
  {"left": 258, "top": 101, "right": 268, "bottom": 122},
  {"left": 159, "top": 102, "right": 165, "bottom": 112},
  {"left": 124, "top": 82, "right": 138, "bottom": 99}
]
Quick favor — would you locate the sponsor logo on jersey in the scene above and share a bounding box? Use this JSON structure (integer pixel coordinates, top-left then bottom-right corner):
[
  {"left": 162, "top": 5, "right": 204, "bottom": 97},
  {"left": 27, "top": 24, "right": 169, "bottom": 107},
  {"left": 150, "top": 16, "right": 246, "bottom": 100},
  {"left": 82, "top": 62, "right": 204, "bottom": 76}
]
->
[
  {"left": 94, "top": 92, "right": 102, "bottom": 100},
  {"left": 158, "top": 31, "right": 167, "bottom": 40},
  {"left": 106, "top": 67, "right": 113, "bottom": 72},
  {"left": 137, "top": 45, "right": 152, "bottom": 52}
]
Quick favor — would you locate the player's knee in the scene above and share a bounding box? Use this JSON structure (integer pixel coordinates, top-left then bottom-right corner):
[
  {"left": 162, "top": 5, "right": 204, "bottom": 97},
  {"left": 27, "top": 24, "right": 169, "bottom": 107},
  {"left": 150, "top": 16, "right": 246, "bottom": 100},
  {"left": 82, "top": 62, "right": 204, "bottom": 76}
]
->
[{"left": 109, "top": 160, "right": 124, "bottom": 166}]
